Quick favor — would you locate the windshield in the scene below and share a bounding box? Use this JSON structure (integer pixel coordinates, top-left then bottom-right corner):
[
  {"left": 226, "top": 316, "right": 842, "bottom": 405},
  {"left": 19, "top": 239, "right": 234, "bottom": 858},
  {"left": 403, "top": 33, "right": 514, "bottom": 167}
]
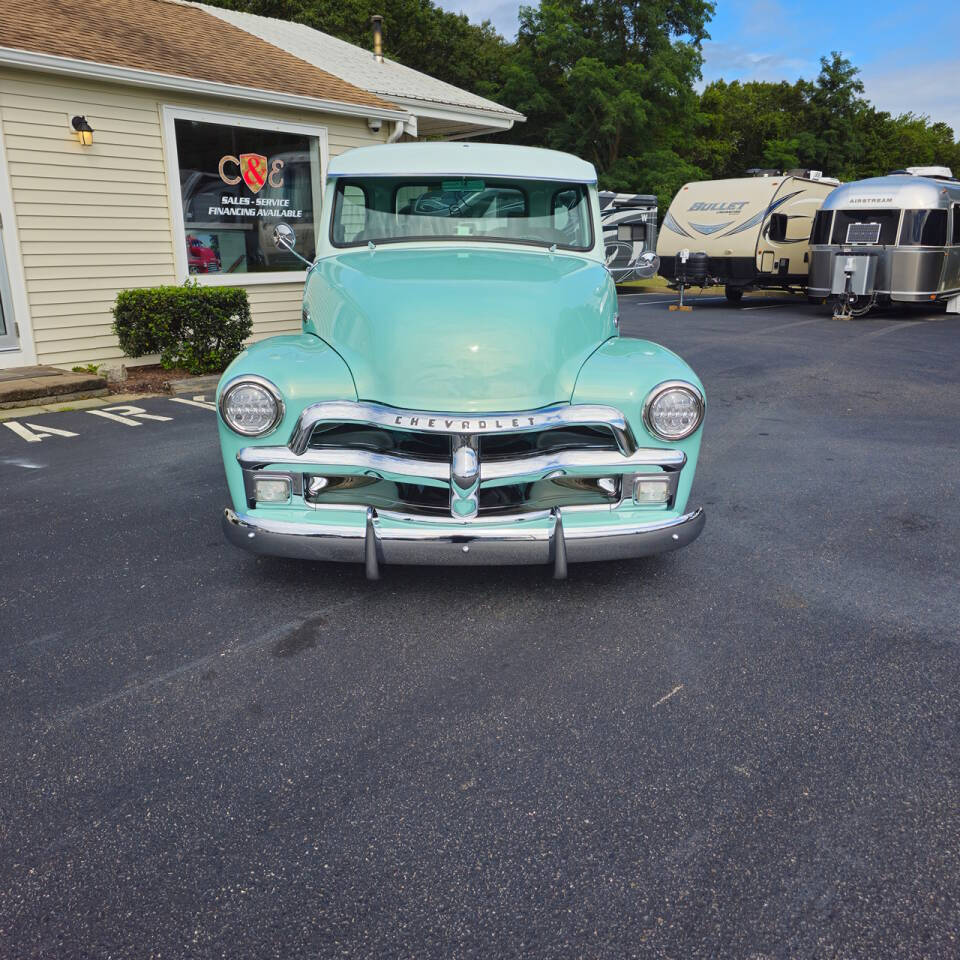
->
[{"left": 330, "top": 176, "right": 594, "bottom": 251}]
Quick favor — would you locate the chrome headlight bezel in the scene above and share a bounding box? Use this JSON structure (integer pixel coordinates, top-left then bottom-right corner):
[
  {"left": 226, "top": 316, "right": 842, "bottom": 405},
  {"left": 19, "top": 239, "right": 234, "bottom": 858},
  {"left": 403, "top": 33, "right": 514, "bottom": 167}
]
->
[
  {"left": 218, "top": 375, "right": 285, "bottom": 437},
  {"left": 642, "top": 380, "right": 705, "bottom": 441}
]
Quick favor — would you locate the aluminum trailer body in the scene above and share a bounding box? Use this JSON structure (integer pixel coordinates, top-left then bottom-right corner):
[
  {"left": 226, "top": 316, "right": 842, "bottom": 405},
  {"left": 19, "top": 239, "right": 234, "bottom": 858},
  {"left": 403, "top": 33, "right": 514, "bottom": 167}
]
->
[{"left": 807, "top": 167, "right": 960, "bottom": 315}]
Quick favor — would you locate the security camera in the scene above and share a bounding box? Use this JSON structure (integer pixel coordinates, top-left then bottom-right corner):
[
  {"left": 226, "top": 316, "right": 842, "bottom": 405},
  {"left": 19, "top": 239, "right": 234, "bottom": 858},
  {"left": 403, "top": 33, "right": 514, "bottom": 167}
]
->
[{"left": 368, "top": 117, "right": 382, "bottom": 133}]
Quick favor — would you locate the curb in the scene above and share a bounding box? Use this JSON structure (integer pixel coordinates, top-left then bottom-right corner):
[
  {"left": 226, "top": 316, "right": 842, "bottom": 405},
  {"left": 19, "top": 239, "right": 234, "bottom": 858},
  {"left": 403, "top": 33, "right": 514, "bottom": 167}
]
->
[{"left": 0, "top": 392, "right": 163, "bottom": 422}]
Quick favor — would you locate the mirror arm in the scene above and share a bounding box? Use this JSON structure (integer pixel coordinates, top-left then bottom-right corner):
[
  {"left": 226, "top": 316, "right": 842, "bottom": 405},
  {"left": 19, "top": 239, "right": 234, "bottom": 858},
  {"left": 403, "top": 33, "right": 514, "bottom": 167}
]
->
[{"left": 277, "top": 237, "right": 314, "bottom": 269}]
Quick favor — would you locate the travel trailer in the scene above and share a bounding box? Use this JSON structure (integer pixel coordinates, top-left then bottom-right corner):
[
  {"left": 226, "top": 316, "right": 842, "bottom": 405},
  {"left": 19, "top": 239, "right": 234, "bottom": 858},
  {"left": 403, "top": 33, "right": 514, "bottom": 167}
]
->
[
  {"left": 657, "top": 171, "right": 839, "bottom": 300},
  {"left": 599, "top": 191, "right": 659, "bottom": 281},
  {"left": 807, "top": 167, "right": 960, "bottom": 318}
]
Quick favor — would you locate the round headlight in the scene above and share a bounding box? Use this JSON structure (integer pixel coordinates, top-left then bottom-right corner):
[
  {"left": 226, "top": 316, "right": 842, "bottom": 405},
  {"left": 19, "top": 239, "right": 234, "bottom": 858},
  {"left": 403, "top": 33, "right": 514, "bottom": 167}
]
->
[
  {"left": 219, "top": 377, "right": 284, "bottom": 437},
  {"left": 643, "top": 381, "right": 704, "bottom": 440}
]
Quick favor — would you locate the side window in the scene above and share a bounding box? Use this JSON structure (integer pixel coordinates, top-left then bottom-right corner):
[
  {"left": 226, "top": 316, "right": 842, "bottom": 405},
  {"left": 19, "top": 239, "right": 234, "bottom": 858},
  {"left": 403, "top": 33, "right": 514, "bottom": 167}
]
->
[
  {"left": 767, "top": 213, "right": 788, "bottom": 243},
  {"left": 551, "top": 188, "right": 591, "bottom": 247},
  {"left": 900, "top": 209, "right": 947, "bottom": 246},
  {"left": 811, "top": 210, "right": 833, "bottom": 244},
  {"left": 953, "top": 205, "right": 960, "bottom": 245},
  {"left": 337, "top": 185, "right": 368, "bottom": 243}
]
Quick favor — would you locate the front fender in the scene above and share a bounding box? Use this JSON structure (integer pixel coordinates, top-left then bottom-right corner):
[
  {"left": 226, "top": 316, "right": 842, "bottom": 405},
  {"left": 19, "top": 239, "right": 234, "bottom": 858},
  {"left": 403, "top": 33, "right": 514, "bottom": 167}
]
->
[
  {"left": 216, "top": 334, "right": 357, "bottom": 511},
  {"left": 572, "top": 337, "right": 705, "bottom": 512}
]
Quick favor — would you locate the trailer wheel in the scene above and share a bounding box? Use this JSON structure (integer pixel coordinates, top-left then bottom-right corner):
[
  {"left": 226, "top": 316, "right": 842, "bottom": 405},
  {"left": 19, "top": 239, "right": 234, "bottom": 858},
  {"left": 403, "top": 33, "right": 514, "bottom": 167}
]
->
[{"left": 725, "top": 285, "right": 744, "bottom": 303}]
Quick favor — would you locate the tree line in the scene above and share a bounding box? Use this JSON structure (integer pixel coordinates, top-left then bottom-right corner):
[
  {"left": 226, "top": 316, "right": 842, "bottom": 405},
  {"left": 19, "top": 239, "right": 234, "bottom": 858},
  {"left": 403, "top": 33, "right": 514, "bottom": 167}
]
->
[{"left": 203, "top": 0, "right": 960, "bottom": 209}]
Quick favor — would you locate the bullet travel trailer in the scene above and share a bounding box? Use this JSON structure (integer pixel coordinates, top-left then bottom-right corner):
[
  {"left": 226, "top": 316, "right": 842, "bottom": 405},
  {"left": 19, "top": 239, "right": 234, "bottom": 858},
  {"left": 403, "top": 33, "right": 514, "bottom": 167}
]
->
[
  {"left": 599, "top": 191, "right": 659, "bottom": 281},
  {"left": 657, "top": 171, "right": 839, "bottom": 301},
  {"left": 807, "top": 167, "right": 960, "bottom": 318}
]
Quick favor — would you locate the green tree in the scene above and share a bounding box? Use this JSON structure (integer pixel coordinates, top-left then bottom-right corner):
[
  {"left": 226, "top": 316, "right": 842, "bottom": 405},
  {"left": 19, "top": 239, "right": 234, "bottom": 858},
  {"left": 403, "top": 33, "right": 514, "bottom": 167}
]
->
[{"left": 499, "top": 0, "right": 714, "bottom": 206}]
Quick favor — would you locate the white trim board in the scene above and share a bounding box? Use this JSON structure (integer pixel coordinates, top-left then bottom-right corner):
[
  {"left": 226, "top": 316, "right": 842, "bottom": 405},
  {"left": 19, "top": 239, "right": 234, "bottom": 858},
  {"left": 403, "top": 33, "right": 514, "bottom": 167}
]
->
[
  {"left": 161, "top": 104, "right": 329, "bottom": 286},
  {"left": 0, "top": 117, "right": 36, "bottom": 368}
]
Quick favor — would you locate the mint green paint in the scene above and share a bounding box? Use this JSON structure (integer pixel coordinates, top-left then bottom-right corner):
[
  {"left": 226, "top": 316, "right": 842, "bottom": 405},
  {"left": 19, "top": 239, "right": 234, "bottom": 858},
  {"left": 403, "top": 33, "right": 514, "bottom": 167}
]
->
[
  {"left": 573, "top": 337, "right": 705, "bottom": 514},
  {"left": 216, "top": 144, "right": 705, "bottom": 550},
  {"left": 216, "top": 335, "right": 355, "bottom": 511},
  {"left": 303, "top": 248, "right": 617, "bottom": 412}
]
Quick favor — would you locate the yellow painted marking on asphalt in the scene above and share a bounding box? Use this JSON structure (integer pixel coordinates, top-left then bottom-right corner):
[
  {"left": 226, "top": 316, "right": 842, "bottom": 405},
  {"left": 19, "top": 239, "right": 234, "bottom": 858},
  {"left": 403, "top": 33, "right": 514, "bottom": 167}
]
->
[
  {"left": 652, "top": 684, "right": 684, "bottom": 708},
  {"left": 87, "top": 404, "right": 172, "bottom": 426},
  {"left": 3, "top": 421, "right": 79, "bottom": 443}
]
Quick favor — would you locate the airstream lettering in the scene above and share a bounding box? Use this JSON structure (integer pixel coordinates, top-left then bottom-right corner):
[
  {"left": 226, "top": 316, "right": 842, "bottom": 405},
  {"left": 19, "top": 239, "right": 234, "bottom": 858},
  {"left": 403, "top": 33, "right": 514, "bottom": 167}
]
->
[{"left": 808, "top": 167, "right": 960, "bottom": 318}]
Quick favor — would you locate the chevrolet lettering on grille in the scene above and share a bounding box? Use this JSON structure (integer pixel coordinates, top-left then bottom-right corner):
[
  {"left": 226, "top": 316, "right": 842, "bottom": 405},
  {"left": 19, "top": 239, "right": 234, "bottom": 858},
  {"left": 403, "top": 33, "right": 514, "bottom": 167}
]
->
[{"left": 393, "top": 414, "right": 540, "bottom": 432}]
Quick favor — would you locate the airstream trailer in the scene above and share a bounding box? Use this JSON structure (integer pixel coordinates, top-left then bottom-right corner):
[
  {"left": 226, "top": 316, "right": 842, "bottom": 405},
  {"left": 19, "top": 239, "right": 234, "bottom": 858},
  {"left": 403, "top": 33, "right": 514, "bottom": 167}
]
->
[
  {"left": 807, "top": 167, "right": 960, "bottom": 318},
  {"left": 657, "top": 171, "right": 839, "bottom": 301}
]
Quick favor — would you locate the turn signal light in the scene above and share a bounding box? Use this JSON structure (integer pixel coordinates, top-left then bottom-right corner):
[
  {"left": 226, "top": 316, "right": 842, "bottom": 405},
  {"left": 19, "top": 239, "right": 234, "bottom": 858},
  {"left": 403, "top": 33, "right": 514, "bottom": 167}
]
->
[
  {"left": 634, "top": 478, "right": 670, "bottom": 504},
  {"left": 254, "top": 476, "right": 291, "bottom": 502}
]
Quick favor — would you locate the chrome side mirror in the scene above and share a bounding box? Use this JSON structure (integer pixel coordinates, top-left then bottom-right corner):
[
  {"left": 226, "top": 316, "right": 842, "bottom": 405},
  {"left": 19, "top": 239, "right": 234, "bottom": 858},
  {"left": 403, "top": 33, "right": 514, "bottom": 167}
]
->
[
  {"left": 273, "top": 222, "right": 296, "bottom": 250},
  {"left": 272, "top": 221, "right": 313, "bottom": 269},
  {"left": 634, "top": 251, "right": 660, "bottom": 279}
]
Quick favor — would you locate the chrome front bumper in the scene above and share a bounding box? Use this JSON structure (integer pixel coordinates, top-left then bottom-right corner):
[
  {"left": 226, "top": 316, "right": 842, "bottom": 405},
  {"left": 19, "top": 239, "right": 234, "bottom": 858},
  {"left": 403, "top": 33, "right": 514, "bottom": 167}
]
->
[{"left": 222, "top": 505, "right": 705, "bottom": 578}]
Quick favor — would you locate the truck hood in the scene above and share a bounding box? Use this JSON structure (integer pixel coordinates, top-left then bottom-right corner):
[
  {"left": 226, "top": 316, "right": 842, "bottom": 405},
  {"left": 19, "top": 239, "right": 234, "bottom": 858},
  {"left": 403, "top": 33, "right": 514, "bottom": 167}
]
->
[{"left": 305, "top": 247, "right": 616, "bottom": 412}]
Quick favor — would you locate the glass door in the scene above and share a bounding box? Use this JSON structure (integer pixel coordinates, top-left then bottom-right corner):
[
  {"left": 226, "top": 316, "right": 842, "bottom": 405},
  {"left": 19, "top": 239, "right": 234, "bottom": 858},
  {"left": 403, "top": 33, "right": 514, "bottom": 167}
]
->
[{"left": 0, "top": 216, "right": 18, "bottom": 351}]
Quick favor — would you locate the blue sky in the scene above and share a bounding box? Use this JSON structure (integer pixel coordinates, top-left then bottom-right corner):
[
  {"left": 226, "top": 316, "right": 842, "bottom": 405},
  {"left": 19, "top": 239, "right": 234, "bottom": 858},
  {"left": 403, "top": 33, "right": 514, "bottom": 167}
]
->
[{"left": 435, "top": 0, "right": 960, "bottom": 136}]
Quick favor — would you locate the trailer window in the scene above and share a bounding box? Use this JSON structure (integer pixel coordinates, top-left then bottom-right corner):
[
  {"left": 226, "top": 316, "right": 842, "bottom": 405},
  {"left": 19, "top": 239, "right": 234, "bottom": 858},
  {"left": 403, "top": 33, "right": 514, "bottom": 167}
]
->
[
  {"left": 831, "top": 210, "right": 900, "bottom": 245},
  {"left": 900, "top": 209, "right": 947, "bottom": 246},
  {"left": 952, "top": 205, "right": 960, "bottom": 244},
  {"left": 811, "top": 210, "right": 833, "bottom": 244}
]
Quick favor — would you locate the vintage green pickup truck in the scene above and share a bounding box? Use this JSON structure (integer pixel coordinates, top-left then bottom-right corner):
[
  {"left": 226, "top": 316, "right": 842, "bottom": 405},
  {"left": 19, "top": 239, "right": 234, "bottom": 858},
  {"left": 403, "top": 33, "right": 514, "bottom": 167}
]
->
[{"left": 217, "top": 142, "right": 705, "bottom": 577}]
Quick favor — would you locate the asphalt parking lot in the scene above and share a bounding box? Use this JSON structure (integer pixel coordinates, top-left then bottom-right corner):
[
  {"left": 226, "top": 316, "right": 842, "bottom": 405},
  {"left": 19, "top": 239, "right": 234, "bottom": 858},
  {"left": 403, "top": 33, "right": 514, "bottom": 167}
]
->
[{"left": 1, "top": 292, "right": 958, "bottom": 959}]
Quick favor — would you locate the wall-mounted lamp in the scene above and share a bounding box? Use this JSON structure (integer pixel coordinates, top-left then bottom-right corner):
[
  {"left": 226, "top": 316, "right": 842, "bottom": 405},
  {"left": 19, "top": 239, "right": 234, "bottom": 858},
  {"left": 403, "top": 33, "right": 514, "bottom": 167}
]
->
[{"left": 71, "top": 115, "right": 94, "bottom": 146}]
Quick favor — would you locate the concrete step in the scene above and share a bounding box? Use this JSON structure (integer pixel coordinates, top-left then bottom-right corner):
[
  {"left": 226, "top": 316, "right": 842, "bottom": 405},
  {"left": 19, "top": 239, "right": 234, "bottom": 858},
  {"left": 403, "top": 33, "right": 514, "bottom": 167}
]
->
[
  {"left": 167, "top": 373, "right": 222, "bottom": 396},
  {"left": 0, "top": 365, "right": 109, "bottom": 409}
]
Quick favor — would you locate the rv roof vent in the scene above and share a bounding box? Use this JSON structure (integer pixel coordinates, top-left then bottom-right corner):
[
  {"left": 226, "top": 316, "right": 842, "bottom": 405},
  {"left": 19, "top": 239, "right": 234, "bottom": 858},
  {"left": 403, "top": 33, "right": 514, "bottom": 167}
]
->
[
  {"left": 747, "top": 168, "right": 780, "bottom": 177},
  {"left": 905, "top": 165, "right": 954, "bottom": 179}
]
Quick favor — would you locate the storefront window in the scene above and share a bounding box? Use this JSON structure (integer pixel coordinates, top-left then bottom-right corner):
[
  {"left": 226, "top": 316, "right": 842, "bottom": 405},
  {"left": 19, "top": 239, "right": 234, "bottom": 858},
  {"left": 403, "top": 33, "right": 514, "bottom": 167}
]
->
[{"left": 173, "top": 118, "right": 322, "bottom": 275}]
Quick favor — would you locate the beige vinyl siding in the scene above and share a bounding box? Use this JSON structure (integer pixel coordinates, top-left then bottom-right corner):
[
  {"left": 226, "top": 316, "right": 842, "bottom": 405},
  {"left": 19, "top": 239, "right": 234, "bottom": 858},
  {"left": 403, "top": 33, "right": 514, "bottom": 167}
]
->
[{"left": 0, "top": 65, "right": 389, "bottom": 368}]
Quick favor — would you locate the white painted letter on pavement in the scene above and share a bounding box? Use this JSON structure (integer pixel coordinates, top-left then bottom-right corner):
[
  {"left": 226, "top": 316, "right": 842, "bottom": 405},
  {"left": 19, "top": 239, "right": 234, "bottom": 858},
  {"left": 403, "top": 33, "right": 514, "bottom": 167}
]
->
[
  {"left": 87, "top": 405, "right": 173, "bottom": 426},
  {"left": 3, "top": 421, "right": 79, "bottom": 443}
]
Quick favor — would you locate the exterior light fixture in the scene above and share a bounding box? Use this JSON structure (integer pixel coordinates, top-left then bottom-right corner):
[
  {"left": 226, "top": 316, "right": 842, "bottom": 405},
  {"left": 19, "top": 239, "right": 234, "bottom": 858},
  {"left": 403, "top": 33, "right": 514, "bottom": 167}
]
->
[{"left": 71, "top": 115, "right": 94, "bottom": 146}]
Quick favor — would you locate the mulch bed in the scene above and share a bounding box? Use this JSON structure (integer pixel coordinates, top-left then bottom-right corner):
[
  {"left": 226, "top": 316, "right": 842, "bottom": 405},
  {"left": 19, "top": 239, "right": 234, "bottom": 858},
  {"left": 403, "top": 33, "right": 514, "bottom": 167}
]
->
[{"left": 108, "top": 364, "right": 202, "bottom": 395}]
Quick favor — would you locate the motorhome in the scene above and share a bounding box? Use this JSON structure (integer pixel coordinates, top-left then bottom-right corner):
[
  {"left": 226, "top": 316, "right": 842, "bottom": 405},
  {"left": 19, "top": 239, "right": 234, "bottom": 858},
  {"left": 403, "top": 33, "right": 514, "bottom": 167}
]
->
[
  {"left": 599, "top": 191, "right": 659, "bottom": 281},
  {"left": 657, "top": 171, "right": 839, "bottom": 300},
  {"left": 807, "top": 167, "right": 960, "bottom": 317}
]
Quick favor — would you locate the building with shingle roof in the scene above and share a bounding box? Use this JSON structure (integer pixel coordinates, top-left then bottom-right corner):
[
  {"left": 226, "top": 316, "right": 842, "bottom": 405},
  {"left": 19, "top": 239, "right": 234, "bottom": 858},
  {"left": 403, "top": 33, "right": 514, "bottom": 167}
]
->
[{"left": 0, "top": 0, "right": 521, "bottom": 369}]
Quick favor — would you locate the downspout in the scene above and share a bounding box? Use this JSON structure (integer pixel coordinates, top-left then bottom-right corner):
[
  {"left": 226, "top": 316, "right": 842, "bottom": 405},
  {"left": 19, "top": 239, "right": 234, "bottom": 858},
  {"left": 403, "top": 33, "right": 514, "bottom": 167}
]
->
[{"left": 386, "top": 119, "right": 404, "bottom": 143}]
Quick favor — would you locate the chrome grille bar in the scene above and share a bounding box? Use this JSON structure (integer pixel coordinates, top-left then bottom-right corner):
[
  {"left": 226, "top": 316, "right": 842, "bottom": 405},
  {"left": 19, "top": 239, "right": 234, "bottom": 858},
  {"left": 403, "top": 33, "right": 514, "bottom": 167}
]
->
[
  {"left": 237, "top": 444, "right": 684, "bottom": 486},
  {"left": 288, "top": 401, "right": 638, "bottom": 456}
]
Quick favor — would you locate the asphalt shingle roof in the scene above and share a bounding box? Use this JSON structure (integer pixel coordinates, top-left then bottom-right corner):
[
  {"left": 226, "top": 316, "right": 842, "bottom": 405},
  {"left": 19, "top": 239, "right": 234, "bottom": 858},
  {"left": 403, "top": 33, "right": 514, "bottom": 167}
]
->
[
  {"left": 197, "top": 2, "right": 522, "bottom": 119},
  {"left": 0, "top": 0, "right": 398, "bottom": 113}
]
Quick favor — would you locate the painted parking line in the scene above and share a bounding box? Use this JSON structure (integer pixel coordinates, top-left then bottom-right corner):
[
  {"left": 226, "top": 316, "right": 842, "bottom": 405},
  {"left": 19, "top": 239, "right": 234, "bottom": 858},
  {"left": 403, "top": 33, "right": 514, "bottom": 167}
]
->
[
  {"left": 755, "top": 316, "right": 834, "bottom": 335},
  {"left": 620, "top": 296, "right": 727, "bottom": 305},
  {"left": 170, "top": 395, "right": 216, "bottom": 411},
  {"left": 856, "top": 320, "right": 922, "bottom": 341}
]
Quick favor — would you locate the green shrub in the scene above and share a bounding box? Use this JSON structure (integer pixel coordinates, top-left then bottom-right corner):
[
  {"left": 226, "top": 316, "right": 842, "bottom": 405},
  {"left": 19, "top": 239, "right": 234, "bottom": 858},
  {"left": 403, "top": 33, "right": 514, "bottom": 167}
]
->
[{"left": 112, "top": 281, "right": 252, "bottom": 375}]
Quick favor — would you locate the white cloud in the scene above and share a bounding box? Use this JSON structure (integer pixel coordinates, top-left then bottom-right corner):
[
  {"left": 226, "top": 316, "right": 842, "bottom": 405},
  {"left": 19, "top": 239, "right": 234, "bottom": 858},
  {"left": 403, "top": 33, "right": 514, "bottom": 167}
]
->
[
  {"left": 700, "top": 41, "right": 816, "bottom": 86},
  {"left": 860, "top": 61, "right": 960, "bottom": 137},
  {"left": 435, "top": 0, "right": 520, "bottom": 37}
]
